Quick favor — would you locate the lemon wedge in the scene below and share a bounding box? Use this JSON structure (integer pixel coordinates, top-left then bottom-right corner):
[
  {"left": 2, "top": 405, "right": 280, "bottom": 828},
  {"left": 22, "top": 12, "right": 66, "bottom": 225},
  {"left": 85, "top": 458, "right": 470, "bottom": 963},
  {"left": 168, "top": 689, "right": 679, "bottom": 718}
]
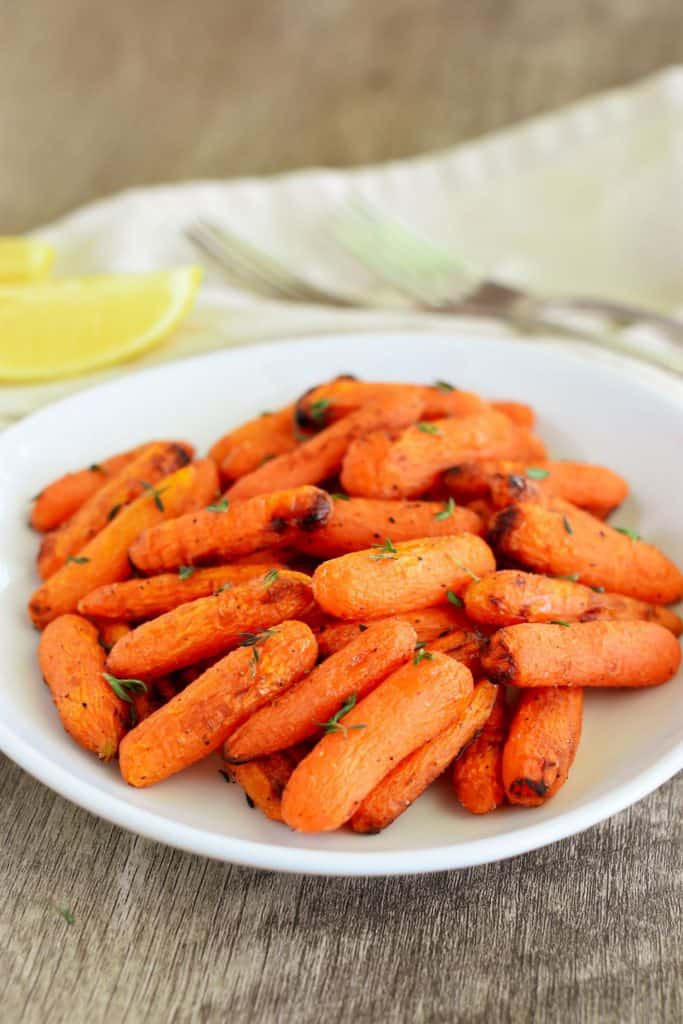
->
[
  {"left": 0, "top": 238, "right": 55, "bottom": 283},
  {"left": 0, "top": 267, "right": 202, "bottom": 382}
]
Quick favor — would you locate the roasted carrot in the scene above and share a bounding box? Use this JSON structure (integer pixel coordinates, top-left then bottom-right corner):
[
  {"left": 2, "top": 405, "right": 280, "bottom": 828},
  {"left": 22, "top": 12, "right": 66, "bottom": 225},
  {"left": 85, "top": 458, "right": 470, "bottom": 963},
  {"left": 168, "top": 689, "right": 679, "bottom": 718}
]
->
[
  {"left": 426, "top": 627, "right": 490, "bottom": 675},
  {"left": 37, "top": 440, "right": 194, "bottom": 578},
  {"left": 340, "top": 410, "right": 546, "bottom": 499},
  {"left": 453, "top": 684, "right": 508, "bottom": 814},
  {"left": 489, "top": 499, "right": 683, "bottom": 604},
  {"left": 463, "top": 570, "right": 683, "bottom": 635},
  {"left": 128, "top": 485, "right": 332, "bottom": 573},
  {"left": 281, "top": 653, "right": 473, "bottom": 832},
  {"left": 38, "top": 614, "right": 128, "bottom": 759},
  {"left": 78, "top": 562, "right": 286, "bottom": 620},
  {"left": 106, "top": 570, "right": 313, "bottom": 679},
  {"left": 313, "top": 605, "right": 472, "bottom": 658},
  {"left": 351, "top": 679, "right": 497, "bottom": 832},
  {"left": 225, "top": 394, "right": 424, "bottom": 500},
  {"left": 225, "top": 746, "right": 309, "bottom": 822},
  {"left": 209, "top": 404, "right": 299, "bottom": 481},
  {"left": 312, "top": 534, "right": 496, "bottom": 620},
  {"left": 93, "top": 619, "right": 157, "bottom": 721},
  {"left": 502, "top": 688, "right": 583, "bottom": 806},
  {"left": 338, "top": 431, "right": 395, "bottom": 499},
  {"left": 119, "top": 620, "right": 317, "bottom": 787},
  {"left": 224, "top": 618, "right": 416, "bottom": 762},
  {"left": 490, "top": 401, "right": 535, "bottom": 429},
  {"left": 482, "top": 620, "right": 681, "bottom": 688},
  {"left": 30, "top": 445, "right": 143, "bottom": 532},
  {"left": 467, "top": 498, "right": 498, "bottom": 533},
  {"left": 28, "top": 459, "right": 218, "bottom": 630}
]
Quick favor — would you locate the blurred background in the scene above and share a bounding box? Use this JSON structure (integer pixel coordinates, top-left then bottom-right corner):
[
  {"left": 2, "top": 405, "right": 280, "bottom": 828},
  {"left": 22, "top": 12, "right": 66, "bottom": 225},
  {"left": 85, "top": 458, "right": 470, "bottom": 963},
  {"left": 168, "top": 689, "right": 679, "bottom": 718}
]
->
[{"left": 4, "top": 0, "right": 683, "bottom": 233}]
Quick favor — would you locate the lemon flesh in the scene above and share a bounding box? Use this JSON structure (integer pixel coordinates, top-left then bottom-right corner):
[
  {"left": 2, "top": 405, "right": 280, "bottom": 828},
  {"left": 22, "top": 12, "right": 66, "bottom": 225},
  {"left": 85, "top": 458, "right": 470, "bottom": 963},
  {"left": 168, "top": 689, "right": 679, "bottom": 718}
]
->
[
  {"left": 0, "top": 267, "right": 202, "bottom": 382},
  {"left": 0, "top": 238, "right": 55, "bottom": 283}
]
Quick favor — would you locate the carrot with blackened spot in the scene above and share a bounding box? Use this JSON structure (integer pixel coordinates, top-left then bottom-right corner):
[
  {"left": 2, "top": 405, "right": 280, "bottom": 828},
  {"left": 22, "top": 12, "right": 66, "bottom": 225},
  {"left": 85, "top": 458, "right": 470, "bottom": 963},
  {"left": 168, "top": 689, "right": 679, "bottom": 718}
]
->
[
  {"left": 351, "top": 679, "right": 496, "bottom": 832},
  {"left": 78, "top": 561, "right": 286, "bottom": 620},
  {"left": 225, "top": 394, "right": 424, "bottom": 500},
  {"left": 30, "top": 445, "right": 144, "bottom": 532},
  {"left": 464, "top": 570, "right": 682, "bottom": 635},
  {"left": 482, "top": 620, "right": 681, "bottom": 688},
  {"left": 502, "top": 688, "right": 583, "bottom": 806},
  {"left": 210, "top": 404, "right": 299, "bottom": 481},
  {"left": 119, "top": 620, "right": 317, "bottom": 787},
  {"left": 37, "top": 440, "right": 194, "bottom": 578},
  {"left": 489, "top": 499, "right": 683, "bottom": 604},
  {"left": 128, "top": 485, "right": 332, "bottom": 573},
  {"left": 426, "top": 627, "right": 490, "bottom": 676},
  {"left": 28, "top": 459, "right": 218, "bottom": 630},
  {"left": 106, "top": 570, "right": 313, "bottom": 679},
  {"left": 38, "top": 614, "right": 128, "bottom": 759},
  {"left": 281, "top": 653, "right": 473, "bottom": 832},
  {"left": 486, "top": 463, "right": 628, "bottom": 517},
  {"left": 453, "top": 685, "right": 508, "bottom": 814},
  {"left": 225, "top": 746, "right": 310, "bottom": 822},
  {"left": 313, "top": 605, "right": 472, "bottom": 658},
  {"left": 224, "top": 618, "right": 416, "bottom": 761},
  {"left": 312, "top": 534, "right": 496, "bottom": 620},
  {"left": 490, "top": 401, "right": 535, "bottom": 429}
]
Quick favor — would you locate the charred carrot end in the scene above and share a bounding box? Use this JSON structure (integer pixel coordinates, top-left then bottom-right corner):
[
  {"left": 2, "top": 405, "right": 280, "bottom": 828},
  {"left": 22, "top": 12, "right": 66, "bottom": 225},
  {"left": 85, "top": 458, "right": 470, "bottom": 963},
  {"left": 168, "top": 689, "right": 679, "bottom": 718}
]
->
[
  {"left": 312, "top": 533, "right": 496, "bottom": 620},
  {"left": 128, "top": 485, "right": 332, "bottom": 574},
  {"left": 119, "top": 620, "right": 317, "bottom": 787},
  {"left": 503, "top": 687, "right": 583, "bottom": 806},
  {"left": 106, "top": 570, "right": 314, "bottom": 679},
  {"left": 210, "top": 403, "right": 298, "bottom": 478},
  {"left": 482, "top": 620, "right": 682, "bottom": 689},
  {"left": 28, "top": 459, "right": 219, "bottom": 630},
  {"left": 488, "top": 463, "right": 628, "bottom": 516},
  {"left": 38, "top": 614, "right": 128, "bottom": 759},
  {"left": 313, "top": 605, "right": 471, "bottom": 658},
  {"left": 489, "top": 500, "right": 683, "bottom": 605},
  {"left": 224, "top": 618, "right": 417, "bottom": 762},
  {"left": 225, "top": 746, "right": 309, "bottom": 822},
  {"left": 281, "top": 653, "right": 473, "bottom": 833},
  {"left": 30, "top": 445, "right": 143, "bottom": 533},
  {"left": 453, "top": 685, "right": 508, "bottom": 815},
  {"left": 491, "top": 401, "right": 535, "bottom": 429},
  {"left": 426, "top": 627, "right": 490, "bottom": 676},
  {"left": 351, "top": 679, "right": 496, "bottom": 833}
]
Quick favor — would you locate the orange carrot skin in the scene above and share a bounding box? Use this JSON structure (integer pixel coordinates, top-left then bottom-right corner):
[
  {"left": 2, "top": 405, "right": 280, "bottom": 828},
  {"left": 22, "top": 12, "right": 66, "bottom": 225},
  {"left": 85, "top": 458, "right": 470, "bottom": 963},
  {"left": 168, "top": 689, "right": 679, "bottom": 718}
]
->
[
  {"left": 28, "top": 459, "right": 219, "bottom": 630},
  {"left": 426, "top": 627, "right": 490, "bottom": 676},
  {"left": 224, "top": 618, "right": 416, "bottom": 762},
  {"left": 312, "top": 534, "right": 496, "bottom": 620},
  {"left": 30, "top": 445, "right": 143, "bottom": 532},
  {"left": 489, "top": 500, "right": 683, "bottom": 604},
  {"left": 78, "top": 562, "right": 285, "bottom": 620},
  {"left": 128, "top": 485, "right": 332, "bottom": 573},
  {"left": 487, "top": 463, "right": 628, "bottom": 517},
  {"left": 503, "top": 687, "right": 583, "bottom": 806},
  {"left": 281, "top": 652, "right": 474, "bottom": 832},
  {"left": 38, "top": 614, "right": 128, "bottom": 759},
  {"left": 292, "top": 496, "right": 483, "bottom": 558},
  {"left": 351, "top": 679, "right": 497, "bottom": 832},
  {"left": 453, "top": 685, "right": 508, "bottom": 814},
  {"left": 226, "top": 746, "right": 309, "bottom": 822},
  {"left": 37, "top": 441, "right": 194, "bottom": 579},
  {"left": 119, "top": 620, "right": 317, "bottom": 787},
  {"left": 338, "top": 432, "right": 395, "bottom": 499},
  {"left": 313, "top": 606, "right": 472, "bottom": 658},
  {"left": 226, "top": 394, "right": 424, "bottom": 501},
  {"left": 210, "top": 404, "right": 298, "bottom": 479},
  {"left": 106, "top": 570, "right": 314, "bottom": 679},
  {"left": 464, "top": 570, "right": 683, "bottom": 635},
  {"left": 482, "top": 620, "right": 682, "bottom": 688},
  {"left": 490, "top": 401, "right": 535, "bottom": 429}
]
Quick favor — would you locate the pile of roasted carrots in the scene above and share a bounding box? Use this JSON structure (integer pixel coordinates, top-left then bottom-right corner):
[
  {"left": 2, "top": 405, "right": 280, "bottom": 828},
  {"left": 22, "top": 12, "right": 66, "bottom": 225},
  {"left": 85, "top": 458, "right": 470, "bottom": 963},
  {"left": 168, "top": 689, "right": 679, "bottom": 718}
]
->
[{"left": 28, "top": 375, "right": 683, "bottom": 833}]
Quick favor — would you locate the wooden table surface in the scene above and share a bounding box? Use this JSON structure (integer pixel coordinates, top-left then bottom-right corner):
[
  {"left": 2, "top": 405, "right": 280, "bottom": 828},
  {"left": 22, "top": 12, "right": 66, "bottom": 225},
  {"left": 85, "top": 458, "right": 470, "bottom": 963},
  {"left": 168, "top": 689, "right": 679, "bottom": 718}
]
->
[{"left": 2, "top": 1, "right": 683, "bottom": 1021}]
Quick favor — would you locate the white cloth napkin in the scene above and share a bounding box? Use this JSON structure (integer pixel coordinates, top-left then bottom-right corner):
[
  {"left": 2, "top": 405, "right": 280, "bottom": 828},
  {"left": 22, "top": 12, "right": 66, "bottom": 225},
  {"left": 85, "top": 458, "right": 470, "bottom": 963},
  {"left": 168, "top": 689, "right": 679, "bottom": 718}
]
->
[{"left": 4, "top": 66, "right": 683, "bottom": 427}]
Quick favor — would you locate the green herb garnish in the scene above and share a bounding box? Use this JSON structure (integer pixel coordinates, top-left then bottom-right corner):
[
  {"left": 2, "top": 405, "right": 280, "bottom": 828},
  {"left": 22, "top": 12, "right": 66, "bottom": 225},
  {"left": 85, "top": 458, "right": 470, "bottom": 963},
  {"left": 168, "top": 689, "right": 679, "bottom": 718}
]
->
[
  {"left": 615, "top": 526, "right": 640, "bottom": 541},
  {"left": 66, "top": 555, "right": 90, "bottom": 564},
  {"left": 239, "top": 628, "right": 278, "bottom": 676},
  {"left": 456, "top": 562, "right": 481, "bottom": 583},
  {"left": 550, "top": 619, "right": 571, "bottom": 627},
  {"left": 214, "top": 582, "right": 233, "bottom": 595},
  {"left": 178, "top": 565, "right": 195, "bottom": 580},
  {"left": 371, "top": 537, "right": 399, "bottom": 560},
  {"left": 309, "top": 398, "right": 331, "bottom": 425},
  {"left": 108, "top": 503, "right": 122, "bottom": 521},
  {"left": 526, "top": 467, "right": 550, "bottom": 480},
  {"left": 139, "top": 480, "right": 167, "bottom": 512},
  {"left": 413, "top": 641, "right": 434, "bottom": 665},
  {"left": 55, "top": 905, "right": 75, "bottom": 925},
  {"left": 263, "top": 568, "right": 280, "bottom": 588},
  {"left": 557, "top": 573, "right": 580, "bottom": 582},
  {"left": 102, "top": 673, "right": 147, "bottom": 725},
  {"left": 433, "top": 380, "right": 456, "bottom": 392},
  {"left": 416, "top": 421, "right": 441, "bottom": 435},
  {"left": 591, "top": 585, "right": 605, "bottom": 593},
  {"left": 434, "top": 497, "right": 457, "bottom": 521},
  {"left": 314, "top": 694, "right": 366, "bottom": 736},
  {"left": 446, "top": 590, "right": 464, "bottom": 607},
  {"left": 330, "top": 492, "right": 351, "bottom": 501},
  {"left": 207, "top": 498, "right": 229, "bottom": 512},
  {"left": 89, "top": 463, "right": 103, "bottom": 473},
  {"left": 562, "top": 514, "right": 573, "bottom": 535}
]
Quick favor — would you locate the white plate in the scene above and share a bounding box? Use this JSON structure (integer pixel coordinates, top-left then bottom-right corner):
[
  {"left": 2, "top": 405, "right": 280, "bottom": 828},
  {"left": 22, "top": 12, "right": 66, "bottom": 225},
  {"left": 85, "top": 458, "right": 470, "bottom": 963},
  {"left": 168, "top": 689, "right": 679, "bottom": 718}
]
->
[{"left": 1, "top": 332, "right": 681, "bottom": 876}]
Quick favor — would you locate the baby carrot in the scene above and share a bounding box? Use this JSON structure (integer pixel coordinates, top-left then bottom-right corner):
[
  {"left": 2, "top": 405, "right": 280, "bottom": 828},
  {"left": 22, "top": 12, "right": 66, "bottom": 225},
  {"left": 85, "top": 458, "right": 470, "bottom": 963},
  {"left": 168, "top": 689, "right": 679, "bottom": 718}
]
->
[
  {"left": 313, "top": 605, "right": 471, "bottom": 658},
  {"left": 338, "top": 431, "right": 395, "bottom": 499},
  {"left": 28, "top": 459, "right": 218, "bottom": 630},
  {"left": 38, "top": 614, "right": 128, "bottom": 759},
  {"left": 281, "top": 653, "right": 474, "bottom": 832},
  {"left": 119, "top": 620, "right": 317, "bottom": 787},
  {"left": 225, "top": 394, "right": 424, "bottom": 500},
  {"left": 351, "top": 679, "right": 496, "bottom": 832},
  {"left": 128, "top": 485, "right": 332, "bottom": 573},
  {"left": 312, "top": 534, "right": 496, "bottom": 620},
  {"left": 482, "top": 620, "right": 682, "bottom": 688},
  {"left": 209, "top": 404, "right": 299, "bottom": 479},
  {"left": 490, "top": 401, "right": 535, "bottom": 429},
  {"left": 453, "top": 684, "right": 508, "bottom": 814},
  {"left": 78, "top": 562, "right": 285, "bottom": 620},
  {"left": 224, "top": 618, "right": 416, "bottom": 761},
  {"left": 489, "top": 499, "right": 683, "bottom": 604},
  {"left": 463, "top": 570, "right": 683, "bottom": 635},
  {"left": 37, "top": 440, "right": 194, "bottom": 578},
  {"left": 225, "top": 745, "right": 310, "bottom": 822},
  {"left": 30, "top": 445, "right": 143, "bottom": 532},
  {"left": 426, "top": 626, "right": 490, "bottom": 676},
  {"left": 502, "top": 688, "right": 583, "bottom": 806},
  {"left": 106, "top": 570, "right": 314, "bottom": 679},
  {"left": 486, "top": 462, "right": 628, "bottom": 516}
]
